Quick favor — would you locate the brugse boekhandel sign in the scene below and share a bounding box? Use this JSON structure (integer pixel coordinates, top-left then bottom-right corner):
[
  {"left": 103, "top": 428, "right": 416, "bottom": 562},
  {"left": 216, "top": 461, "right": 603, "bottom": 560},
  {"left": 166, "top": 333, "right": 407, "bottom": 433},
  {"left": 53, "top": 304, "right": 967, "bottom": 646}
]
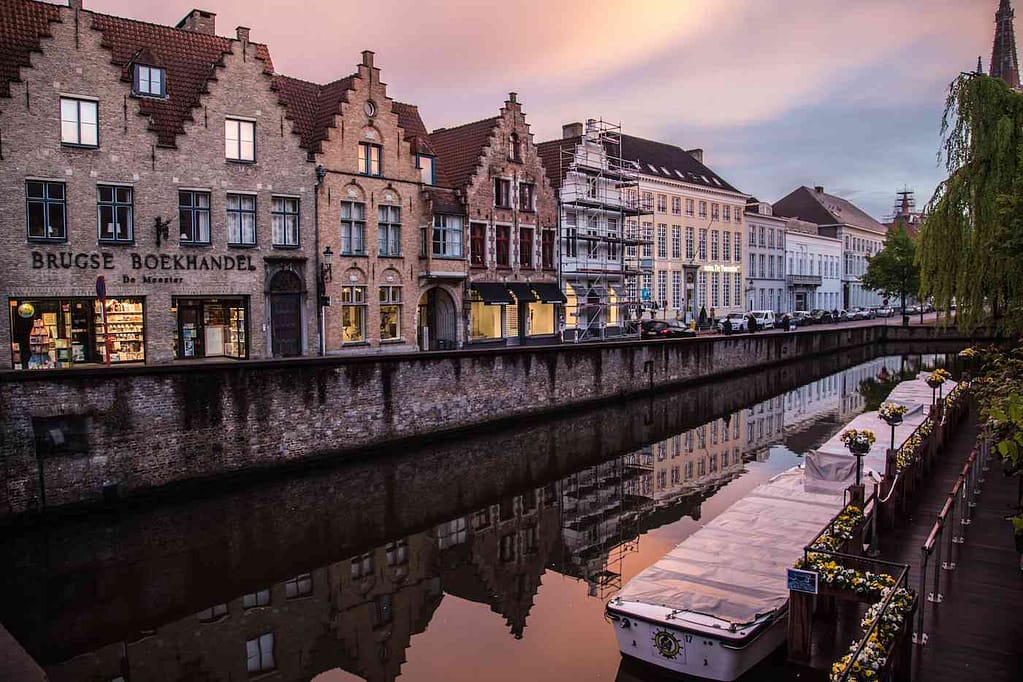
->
[{"left": 30, "top": 250, "right": 258, "bottom": 284}]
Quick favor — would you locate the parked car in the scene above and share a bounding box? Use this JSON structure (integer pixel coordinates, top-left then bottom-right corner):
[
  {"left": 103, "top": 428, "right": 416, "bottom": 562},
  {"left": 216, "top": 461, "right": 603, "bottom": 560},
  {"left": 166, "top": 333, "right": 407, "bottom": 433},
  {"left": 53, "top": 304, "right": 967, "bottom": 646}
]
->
[
  {"left": 875, "top": 306, "right": 895, "bottom": 318},
  {"left": 848, "top": 307, "right": 871, "bottom": 320},
  {"left": 905, "top": 304, "right": 920, "bottom": 315},
  {"left": 775, "top": 312, "right": 792, "bottom": 329},
  {"left": 641, "top": 320, "right": 696, "bottom": 339},
  {"left": 809, "top": 309, "right": 834, "bottom": 324},
  {"left": 750, "top": 310, "right": 776, "bottom": 331},
  {"left": 792, "top": 311, "right": 812, "bottom": 326},
  {"left": 717, "top": 313, "right": 749, "bottom": 333},
  {"left": 835, "top": 309, "right": 851, "bottom": 322}
]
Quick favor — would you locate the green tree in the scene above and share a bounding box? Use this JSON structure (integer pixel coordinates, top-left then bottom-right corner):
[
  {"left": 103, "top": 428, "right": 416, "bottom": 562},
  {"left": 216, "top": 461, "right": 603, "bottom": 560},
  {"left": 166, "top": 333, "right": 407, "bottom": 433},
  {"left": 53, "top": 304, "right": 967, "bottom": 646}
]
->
[
  {"left": 919, "top": 74, "right": 1023, "bottom": 332},
  {"left": 861, "top": 224, "right": 920, "bottom": 314}
]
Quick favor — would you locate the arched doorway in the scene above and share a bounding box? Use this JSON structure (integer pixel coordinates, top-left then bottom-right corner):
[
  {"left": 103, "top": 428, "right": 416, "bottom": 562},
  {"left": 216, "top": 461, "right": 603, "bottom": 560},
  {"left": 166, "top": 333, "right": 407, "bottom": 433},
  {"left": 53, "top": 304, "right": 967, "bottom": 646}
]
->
[
  {"left": 268, "top": 270, "right": 303, "bottom": 357},
  {"left": 417, "top": 287, "right": 457, "bottom": 350}
]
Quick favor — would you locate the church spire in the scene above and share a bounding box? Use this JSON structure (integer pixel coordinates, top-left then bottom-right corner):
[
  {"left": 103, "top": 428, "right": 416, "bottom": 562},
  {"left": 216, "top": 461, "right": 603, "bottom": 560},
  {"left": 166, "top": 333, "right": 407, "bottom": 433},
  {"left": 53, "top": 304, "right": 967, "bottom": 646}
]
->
[{"left": 991, "top": 0, "right": 1021, "bottom": 88}]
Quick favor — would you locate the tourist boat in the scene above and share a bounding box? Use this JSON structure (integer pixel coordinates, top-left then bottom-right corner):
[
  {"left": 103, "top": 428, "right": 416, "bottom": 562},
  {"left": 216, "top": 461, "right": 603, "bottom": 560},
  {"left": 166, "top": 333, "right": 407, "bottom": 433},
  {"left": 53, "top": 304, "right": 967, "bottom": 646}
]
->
[{"left": 605, "top": 467, "right": 844, "bottom": 681}]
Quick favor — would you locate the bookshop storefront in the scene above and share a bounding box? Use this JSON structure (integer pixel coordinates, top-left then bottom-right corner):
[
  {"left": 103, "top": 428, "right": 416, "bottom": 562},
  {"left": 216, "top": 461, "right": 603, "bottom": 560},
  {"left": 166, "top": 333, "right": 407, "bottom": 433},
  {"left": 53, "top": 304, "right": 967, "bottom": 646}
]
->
[
  {"left": 173, "top": 297, "right": 249, "bottom": 360},
  {"left": 8, "top": 297, "right": 146, "bottom": 369}
]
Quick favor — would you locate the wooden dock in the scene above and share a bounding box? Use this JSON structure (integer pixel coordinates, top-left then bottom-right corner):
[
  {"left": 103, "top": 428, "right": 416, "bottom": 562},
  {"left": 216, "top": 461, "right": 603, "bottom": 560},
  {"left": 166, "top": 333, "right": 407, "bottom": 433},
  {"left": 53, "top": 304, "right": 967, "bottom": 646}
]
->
[{"left": 878, "top": 412, "right": 1023, "bottom": 681}]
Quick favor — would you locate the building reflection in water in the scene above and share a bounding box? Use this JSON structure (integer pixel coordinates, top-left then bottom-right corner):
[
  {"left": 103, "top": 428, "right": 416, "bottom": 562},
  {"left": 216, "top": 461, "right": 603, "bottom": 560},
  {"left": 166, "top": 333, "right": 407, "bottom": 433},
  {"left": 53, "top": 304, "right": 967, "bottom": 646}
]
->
[{"left": 41, "top": 356, "right": 943, "bottom": 682}]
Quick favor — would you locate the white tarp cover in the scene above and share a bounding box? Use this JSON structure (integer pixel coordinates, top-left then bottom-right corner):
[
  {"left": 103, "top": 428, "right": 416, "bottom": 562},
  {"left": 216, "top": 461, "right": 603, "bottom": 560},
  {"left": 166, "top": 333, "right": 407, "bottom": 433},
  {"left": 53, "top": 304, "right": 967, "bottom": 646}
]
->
[{"left": 616, "top": 468, "right": 844, "bottom": 625}]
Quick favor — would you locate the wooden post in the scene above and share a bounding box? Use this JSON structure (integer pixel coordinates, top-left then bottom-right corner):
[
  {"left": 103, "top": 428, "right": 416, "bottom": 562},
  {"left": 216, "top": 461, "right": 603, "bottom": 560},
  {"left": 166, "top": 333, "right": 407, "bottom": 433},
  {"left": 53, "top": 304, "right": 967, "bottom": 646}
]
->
[
  {"left": 787, "top": 591, "right": 813, "bottom": 663},
  {"left": 848, "top": 483, "right": 865, "bottom": 509}
]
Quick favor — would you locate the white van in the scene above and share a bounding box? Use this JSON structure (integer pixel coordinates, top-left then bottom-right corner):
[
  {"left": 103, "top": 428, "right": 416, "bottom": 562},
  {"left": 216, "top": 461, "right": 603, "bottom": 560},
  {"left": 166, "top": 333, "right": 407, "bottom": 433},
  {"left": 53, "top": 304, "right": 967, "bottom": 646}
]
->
[{"left": 750, "top": 310, "right": 776, "bottom": 330}]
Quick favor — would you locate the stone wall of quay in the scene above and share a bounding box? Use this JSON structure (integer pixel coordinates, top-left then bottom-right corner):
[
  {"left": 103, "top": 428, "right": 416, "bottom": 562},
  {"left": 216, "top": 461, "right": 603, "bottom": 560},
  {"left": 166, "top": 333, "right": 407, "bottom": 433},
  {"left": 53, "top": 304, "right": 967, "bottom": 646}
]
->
[{"left": 0, "top": 324, "right": 974, "bottom": 517}]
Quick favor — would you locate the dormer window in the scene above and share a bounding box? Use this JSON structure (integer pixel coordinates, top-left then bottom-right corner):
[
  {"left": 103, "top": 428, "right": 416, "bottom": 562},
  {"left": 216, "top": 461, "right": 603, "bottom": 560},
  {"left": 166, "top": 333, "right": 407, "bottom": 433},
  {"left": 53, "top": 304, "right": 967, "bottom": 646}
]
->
[
  {"left": 134, "top": 65, "right": 166, "bottom": 98},
  {"left": 416, "top": 155, "right": 435, "bottom": 185}
]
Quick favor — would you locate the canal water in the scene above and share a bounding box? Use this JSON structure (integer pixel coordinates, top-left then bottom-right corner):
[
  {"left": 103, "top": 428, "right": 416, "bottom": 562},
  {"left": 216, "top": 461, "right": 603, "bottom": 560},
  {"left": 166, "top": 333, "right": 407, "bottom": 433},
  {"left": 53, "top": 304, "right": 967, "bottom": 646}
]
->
[{"left": 0, "top": 352, "right": 951, "bottom": 682}]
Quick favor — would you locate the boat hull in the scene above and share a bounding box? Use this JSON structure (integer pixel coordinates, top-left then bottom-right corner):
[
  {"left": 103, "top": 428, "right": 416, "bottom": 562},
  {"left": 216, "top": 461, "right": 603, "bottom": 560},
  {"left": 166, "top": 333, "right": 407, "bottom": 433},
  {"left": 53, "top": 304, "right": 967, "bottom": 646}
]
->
[{"left": 607, "top": 604, "right": 787, "bottom": 681}]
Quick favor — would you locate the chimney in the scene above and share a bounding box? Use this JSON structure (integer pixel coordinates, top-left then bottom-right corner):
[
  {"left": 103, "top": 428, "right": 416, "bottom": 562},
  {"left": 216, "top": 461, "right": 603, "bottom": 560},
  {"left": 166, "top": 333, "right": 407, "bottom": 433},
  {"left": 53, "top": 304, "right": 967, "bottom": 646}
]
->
[
  {"left": 507, "top": 92, "right": 518, "bottom": 104},
  {"left": 686, "top": 148, "right": 704, "bottom": 164},
  {"left": 361, "top": 50, "right": 375, "bottom": 68},
  {"left": 814, "top": 185, "right": 824, "bottom": 193},
  {"left": 68, "top": 0, "right": 83, "bottom": 10},
  {"left": 236, "top": 26, "right": 250, "bottom": 43},
  {"left": 176, "top": 9, "right": 216, "bottom": 35},
  {"left": 560, "top": 123, "right": 585, "bottom": 139},
  {"left": 562, "top": 122, "right": 583, "bottom": 139}
]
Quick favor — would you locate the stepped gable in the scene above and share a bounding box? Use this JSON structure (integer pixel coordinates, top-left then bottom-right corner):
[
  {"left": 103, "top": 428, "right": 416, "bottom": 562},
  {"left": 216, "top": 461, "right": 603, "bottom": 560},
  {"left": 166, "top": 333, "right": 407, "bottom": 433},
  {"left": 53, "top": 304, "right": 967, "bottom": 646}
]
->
[
  {"left": 428, "top": 116, "right": 501, "bottom": 190},
  {"left": 0, "top": 0, "right": 62, "bottom": 99},
  {"left": 618, "top": 133, "right": 740, "bottom": 193},
  {"left": 535, "top": 136, "right": 581, "bottom": 191},
  {"left": 271, "top": 73, "right": 355, "bottom": 154},
  {"left": 89, "top": 11, "right": 273, "bottom": 148},
  {"left": 392, "top": 101, "right": 436, "bottom": 156}
]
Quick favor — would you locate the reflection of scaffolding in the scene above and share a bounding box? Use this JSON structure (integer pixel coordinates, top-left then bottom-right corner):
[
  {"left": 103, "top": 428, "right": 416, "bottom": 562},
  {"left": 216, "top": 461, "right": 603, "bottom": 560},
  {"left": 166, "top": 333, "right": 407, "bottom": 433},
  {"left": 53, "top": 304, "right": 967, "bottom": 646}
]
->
[
  {"left": 559, "top": 119, "right": 652, "bottom": 341},
  {"left": 558, "top": 454, "right": 652, "bottom": 599}
]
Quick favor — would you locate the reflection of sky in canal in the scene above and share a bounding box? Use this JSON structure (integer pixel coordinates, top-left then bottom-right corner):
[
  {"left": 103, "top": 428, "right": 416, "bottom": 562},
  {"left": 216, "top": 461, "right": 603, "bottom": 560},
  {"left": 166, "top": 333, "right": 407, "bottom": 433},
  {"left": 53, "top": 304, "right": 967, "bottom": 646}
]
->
[{"left": 5, "top": 353, "right": 950, "bottom": 682}]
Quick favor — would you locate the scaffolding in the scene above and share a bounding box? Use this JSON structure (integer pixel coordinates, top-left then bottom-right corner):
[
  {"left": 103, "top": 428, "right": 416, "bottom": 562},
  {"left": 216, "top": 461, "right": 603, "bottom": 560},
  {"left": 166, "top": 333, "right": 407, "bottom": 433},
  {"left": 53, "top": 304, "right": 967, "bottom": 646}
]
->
[{"left": 558, "top": 119, "right": 653, "bottom": 341}]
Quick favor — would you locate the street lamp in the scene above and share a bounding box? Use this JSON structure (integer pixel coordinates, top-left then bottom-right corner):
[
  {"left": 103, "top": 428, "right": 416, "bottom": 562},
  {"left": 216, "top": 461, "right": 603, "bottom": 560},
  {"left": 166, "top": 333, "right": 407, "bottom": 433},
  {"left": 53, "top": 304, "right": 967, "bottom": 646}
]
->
[{"left": 318, "top": 246, "right": 333, "bottom": 355}]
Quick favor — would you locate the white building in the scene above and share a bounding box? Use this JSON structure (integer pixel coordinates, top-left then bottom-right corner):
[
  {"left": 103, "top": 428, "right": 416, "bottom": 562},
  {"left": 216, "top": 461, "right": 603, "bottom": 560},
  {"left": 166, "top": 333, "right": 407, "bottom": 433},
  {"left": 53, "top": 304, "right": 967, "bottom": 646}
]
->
[
  {"left": 744, "top": 201, "right": 787, "bottom": 312},
  {"left": 784, "top": 219, "right": 842, "bottom": 312},
  {"left": 774, "top": 186, "right": 888, "bottom": 309}
]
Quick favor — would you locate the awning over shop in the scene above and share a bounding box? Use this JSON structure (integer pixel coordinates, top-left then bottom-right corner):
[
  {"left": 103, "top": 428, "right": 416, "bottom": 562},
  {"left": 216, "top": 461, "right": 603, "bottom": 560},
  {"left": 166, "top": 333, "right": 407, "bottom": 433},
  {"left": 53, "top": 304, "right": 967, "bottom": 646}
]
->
[
  {"left": 506, "top": 282, "right": 538, "bottom": 303},
  {"left": 531, "top": 282, "right": 568, "bottom": 304},
  {"left": 470, "top": 282, "right": 515, "bottom": 305}
]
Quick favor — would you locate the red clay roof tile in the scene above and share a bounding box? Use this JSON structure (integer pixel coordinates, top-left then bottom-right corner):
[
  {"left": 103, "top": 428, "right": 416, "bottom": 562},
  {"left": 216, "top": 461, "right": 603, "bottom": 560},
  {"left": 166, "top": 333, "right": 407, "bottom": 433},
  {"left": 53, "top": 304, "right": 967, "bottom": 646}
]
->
[
  {"left": 428, "top": 116, "right": 500, "bottom": 190},
  {"left": 0, "top": 0, "right": 61, "bottom": 99}
]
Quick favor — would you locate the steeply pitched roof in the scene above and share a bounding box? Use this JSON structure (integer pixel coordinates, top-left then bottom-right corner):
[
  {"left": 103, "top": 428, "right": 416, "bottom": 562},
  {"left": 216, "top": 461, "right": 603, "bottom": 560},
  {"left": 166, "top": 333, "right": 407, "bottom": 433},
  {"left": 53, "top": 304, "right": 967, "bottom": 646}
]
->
[
  {"left": 428, "top": 116, "right": 500, "bottom": 189},
  {"left": 0, "top": 0, "right": 61, "bottom": 99},
  {"left": 617, "top": 133, "right": 741, "bottom": 194},
  {"left": 271, "top": 73, "right": 355, "bottom": 154},
  {"left": 392, "top": 100, "right": 436, "bottom": 156},
  {"left": 773, "top": 186, "right": 886, "bottom": 234},
  {"left": 535, "top": 137, "right": 580, "bottom": 191},
  {"left": 0, "top": 0, "right": 278, "bottom": 147}
]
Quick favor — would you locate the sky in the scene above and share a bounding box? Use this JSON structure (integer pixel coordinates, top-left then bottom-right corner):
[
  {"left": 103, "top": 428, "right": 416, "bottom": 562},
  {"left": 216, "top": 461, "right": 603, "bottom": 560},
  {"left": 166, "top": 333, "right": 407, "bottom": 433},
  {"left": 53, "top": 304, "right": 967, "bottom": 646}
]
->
[{"left": 75, "top": 0, "right": 999, "bottom": 219}]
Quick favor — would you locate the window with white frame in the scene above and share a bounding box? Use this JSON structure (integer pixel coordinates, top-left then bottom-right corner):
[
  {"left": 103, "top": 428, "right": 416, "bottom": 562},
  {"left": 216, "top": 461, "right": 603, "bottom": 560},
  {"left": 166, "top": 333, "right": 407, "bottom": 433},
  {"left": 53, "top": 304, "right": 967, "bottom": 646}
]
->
[
  {"left": 284, "top": 574, "right": 313, "bottom": 599},
  {"left": 246, "top": 633, "right": 275, "bottom": 675},
  {"left": 657, "top": 271, "right": 667, "bottom": 306},
  {"left": 698, "top": 229, "right": 707, "bottom": 260},
  {"left": 723, "top": 275, "right": 730, "bottom": 306},
  {"left": 685, "top": 226, "right": 694, "bottom": 259},
  {"left": 178, "top": 190, "right": 211, "bottom": 244},
  {"left": 671, "top": 225, "right": 681, "bottom": 259},
  {"left": 133, "top": 65, "right": 166, "bottom": 97},
  {"left": 672, "top": 271, "right": 681, "bottom": 309},
  {"left": 711, "top": 204, "right": 720, "bottom": 221},
  {"left": 722, "top": 231, "right": 731, "bottom": 262},
  {"left": 341, "top": 285, "right": 367, "bottom": 343},
  {"left": 97, "top": 185, "right": 133, "bottom": 242},
  {"left": 358, "top": 142, "right": 382, "bottom": 176},
  {"left": 243, "top": 589, "right": 270, "bottom": 609},
  {"left": 341, "top": 201, "right": 366, "bottom": 255},
  {"left": 642, "top": 222, "right": 653, "bottom": 258},
  {"left": 433, "top": 214, "right": 463, "bottom": 257},
  {"left": 197, "top": 603, "right": 228, "bottom": 622},
  {"left": 518, "top": 182, "right": 535, "bottom": 211},
  {"left": 711, "top": 272, "right": 720, "bottom": 307},
  {"left": 672, "top": 196, "right": 681, "bottom": 215},
  {"left": 271, "top": 196, "right": 299, "bottom": 247},
  {"left": 225, "top": 118, "right": 255, "bottom": 162},
  {"left": 657, "top": 194, "right": 667, "bottom": 213},
  {"left": 380, "top": 286, "right": 401, "bottom": 341},
  {"left": 710, "top": 230, "right": 719, "bottom": 260},
  {"left": 226, "top": 193, "right": 256, "bottom": 245},
  {"left": 351, "top": 552, "right": 373, "bottom": 579},
  {"left": 378, "top": 205, "right": 401, "bottom": 256},
  {"left": 657, "top": 224, "right": 667, "bottom": 259},
  {"left": 734, "top": 233, "right": 741, "bottom": 261},
  {"left": 60, "top": 97, "right": 98, "bottom": 147},
  {"left": 723, "top": 205, "right": 731, "bottom": 222},
  {"left": 686, "top": 198, "right": 695, "bottom": 217},
  {"left": 494, "top": 178, "right": 512, "bottom": 208}
]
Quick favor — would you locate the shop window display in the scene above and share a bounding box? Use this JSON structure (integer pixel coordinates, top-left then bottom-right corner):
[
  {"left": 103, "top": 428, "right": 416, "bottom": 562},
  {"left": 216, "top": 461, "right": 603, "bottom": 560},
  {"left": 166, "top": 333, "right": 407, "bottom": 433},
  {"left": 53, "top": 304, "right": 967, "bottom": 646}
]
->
[
  {"left": 173, "top": 298, "right": 248, "bottom": 359},
  {"left": 9, "top": 297, "right": 145, "bottom": 369}
]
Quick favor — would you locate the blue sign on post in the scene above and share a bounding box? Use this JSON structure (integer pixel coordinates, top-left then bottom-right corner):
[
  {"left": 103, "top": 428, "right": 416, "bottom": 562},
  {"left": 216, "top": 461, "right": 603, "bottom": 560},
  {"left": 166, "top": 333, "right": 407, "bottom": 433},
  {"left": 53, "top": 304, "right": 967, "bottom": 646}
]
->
[
  {"left": 787, "top": 568, "right": 819, "bottom": 594},
  {"left": 641, "top": 288, "right": 651, "bottom": 302},
  {"left": 95, "top": 275, "right": 107, "bottom": 301}
]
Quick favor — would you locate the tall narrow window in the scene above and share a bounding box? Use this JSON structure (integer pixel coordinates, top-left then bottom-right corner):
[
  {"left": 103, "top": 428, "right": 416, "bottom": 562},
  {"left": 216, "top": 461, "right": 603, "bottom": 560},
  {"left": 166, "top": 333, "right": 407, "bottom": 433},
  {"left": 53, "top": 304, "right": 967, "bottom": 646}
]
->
[
  {"left": 657, "top": 224, "right": 667, "bottom": 259},
  {"left": 657, "top": 194, "right": 667, "bottom": 213},
  {"left": 509, "top": 133, "right": 522, "bottom": 162},
  {"left": 671, "top": 225, "right": 681, "bottom": 259},
  {"left": 60, "top": 98, "right": 98, "bottom": 147},
  {"left": 226, "top": 193, "right": 256, "bottom": 245},
  {"left": 379, "top": 286, "right": 401, "bottom": 341},
  {"left": 271, "top": 196, "right": 300, "bottom": 247},
  {"left": 672, "top": 271, "right": 682, "bottom": 309},
  {"left": 685, "top": 198, "right": 695, "bottom": 217},
  {"left": 541, "top": 229, "right": 555, "bottom": 269},
  {"left": 225, "top": 118, "right": 255, "bottom": 162},
  {"left": 358, "top": 142, "right": 382, "bottom": 176},
  {"left": 723, "top": 205, "right": 731, "bottom": 222},
  {"left": 494, "top": 178, "right": 512, "bottom": 208},
  {"left": 417, "top": 155, "right": 435, "bottom": 184},
  {"left": 698, "top": 229, "right": 707, "bottom": 260},
  {"left": 26, "top": 181, "right": 66, "bottom": 241},
  {"left": 672, "top": 197, "right": 682, "bottom": 215},
  {"left": 565, "top": 213, "right": 577, "bottom": 258},
  {"left": 711, "top": 204, "right": 720, "bottom": 221},
  {"left": 710, "top": 231, "right": 719, "bottom": 261},
  {"left": 470, "top": 223, "right": 487, "bottom": 266},
  {"left": 496, "top": 225, "right": 511, "bottom": 266},
  {"left": 698, "top": 201, "right": 707, "bottom": 219},
  {"left": 97, "top": 185, "right": 133, "bottom": 243},
  {"left": 432, "top": 214, "right": 463, "bottom": 257},
  {"left": 341, "top": 285, "right": 367, "bottom": 343},
  {"left": 722, "top": 231, "right": 731, "bottom": 262},
  {"left": 608, "top": 218, "right": 619, "bottom": 261},
  {"left": 246, "top": 633, "right": 275, "bottom": 675},
  {"left": 178, "top": 190, "right": 211, "bottom": 244},
  {"left": 642, "top": 222, "right": 653, "bottom": 258},
  {"left": 518, "top": 182, "right": 535, "bottom": 212},
  {"left": 734, "top": 234, "right": 741, "bottom": 262},
  {"left": 685, "top": 226, "right": 694, "bottom": 259},
  {"left": 377, "top": 205, "right": 401, "bottom": 256},
  {"left": 341, "top": 201, "right": 366, "bottom": 255},
  {"left": 133, "top": 65, "right": 166, "bottom": 98},
  {"left": 519, "top": 227, "right": 534, "bottom": 268}
]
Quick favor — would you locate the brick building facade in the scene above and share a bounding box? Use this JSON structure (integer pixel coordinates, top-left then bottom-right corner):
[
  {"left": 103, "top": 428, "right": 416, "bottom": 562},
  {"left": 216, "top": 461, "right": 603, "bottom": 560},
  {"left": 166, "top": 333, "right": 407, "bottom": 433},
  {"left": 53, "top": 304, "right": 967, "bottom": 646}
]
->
[
  {"left": 430, "top": 94, "right": 563, "bottom": 346},
  {"left": 0, "top": 0, "right": 319, "bottom": 368}
]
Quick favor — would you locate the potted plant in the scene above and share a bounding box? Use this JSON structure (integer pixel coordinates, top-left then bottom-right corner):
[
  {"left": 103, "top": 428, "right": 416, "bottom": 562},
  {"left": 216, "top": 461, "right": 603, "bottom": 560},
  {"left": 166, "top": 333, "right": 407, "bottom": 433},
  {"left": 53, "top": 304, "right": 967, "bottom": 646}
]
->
[
  {"left": 841, "top": 429, "right": 876, "bottom": 455},
  {"left": 878, "top": 401, "right": 907, "bottom": 427}
]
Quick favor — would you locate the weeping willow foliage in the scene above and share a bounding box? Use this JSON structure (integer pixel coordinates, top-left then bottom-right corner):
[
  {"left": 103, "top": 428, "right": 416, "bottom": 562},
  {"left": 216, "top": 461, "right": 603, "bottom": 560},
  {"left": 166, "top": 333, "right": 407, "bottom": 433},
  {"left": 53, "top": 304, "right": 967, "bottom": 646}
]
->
[{"left": 920, "top": 74, "right": 1023, "bottom": 332}]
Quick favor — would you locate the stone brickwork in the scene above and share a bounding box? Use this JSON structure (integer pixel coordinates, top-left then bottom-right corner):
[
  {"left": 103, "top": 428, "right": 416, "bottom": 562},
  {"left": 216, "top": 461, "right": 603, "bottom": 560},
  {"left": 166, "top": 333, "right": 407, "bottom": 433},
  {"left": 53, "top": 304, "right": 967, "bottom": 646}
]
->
[
  {"left": 0, "top": 325, "right": 904, "bottom": 518},
  {"left": 0, "top": 3, "right": 318, "bottom": 368},
  {"left": 314, "top": 52, "right": 429, "bottom": 354}
]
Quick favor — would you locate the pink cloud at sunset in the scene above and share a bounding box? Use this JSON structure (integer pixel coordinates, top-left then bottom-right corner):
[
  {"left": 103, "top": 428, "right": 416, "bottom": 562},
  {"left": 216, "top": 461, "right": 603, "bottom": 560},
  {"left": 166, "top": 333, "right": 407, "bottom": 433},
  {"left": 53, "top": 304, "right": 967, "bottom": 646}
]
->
[{"left": 72, "top": 0, "right": 999, "bottom": 216}]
